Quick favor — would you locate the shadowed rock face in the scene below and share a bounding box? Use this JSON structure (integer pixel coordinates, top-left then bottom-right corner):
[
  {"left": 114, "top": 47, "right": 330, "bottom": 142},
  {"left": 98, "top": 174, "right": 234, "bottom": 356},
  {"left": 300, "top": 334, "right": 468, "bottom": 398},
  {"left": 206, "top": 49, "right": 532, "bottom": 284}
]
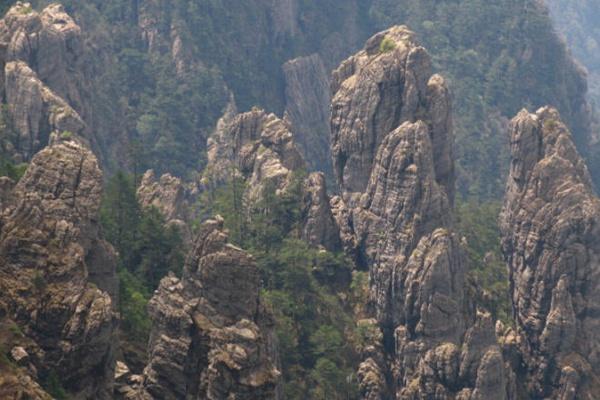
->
[
  {"left": 500, "top": 107, "right": 600, "bottom": 399},
  {"left": 331, "top": 27, "right": 515, "bottom": 400},
  {"left": 331, "top": 26, "right": 454, "bottom": 202},
  {"left": 283, "top": 54, "right": 332, "bottom": 176},
  {"left": 138, "top": 217, "right": 281, "bottom": 400},
  {"left": 0, "top": 140, "right": 117, "bottom": 399}
]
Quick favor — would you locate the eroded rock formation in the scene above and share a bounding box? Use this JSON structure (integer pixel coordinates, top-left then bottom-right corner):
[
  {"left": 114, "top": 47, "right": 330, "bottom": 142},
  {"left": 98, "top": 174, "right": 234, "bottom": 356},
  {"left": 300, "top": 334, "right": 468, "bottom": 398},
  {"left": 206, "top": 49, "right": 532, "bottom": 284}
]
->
[
  {"left": 500, "top": 107, "right": 600, "bottom": 399},
  {"left": 331, "top": 27, "right": 515, "bottom": 399},
  {"left": 205, "top": 107, "right": 304, "bottom": 199},
  {"left": 331, "top": 26, "right": 454, "bottom": 201},
  {"left": 0, "top": 3, "right": 90, "bottom": 161},
  {"left": 0, "top": 139, "right": 117, "bottom": 399},
  {"left": 0, "top": 2, "right": 130, "bottom": 170},
  {"left": 137, "top": 169, "right": 198, "bottom": 244},
  {"left": 138, "top": 217, "right": 281, "bottom": 399},
  {"left": 206, "top": 106, "right": 341, "bottom": 251}
]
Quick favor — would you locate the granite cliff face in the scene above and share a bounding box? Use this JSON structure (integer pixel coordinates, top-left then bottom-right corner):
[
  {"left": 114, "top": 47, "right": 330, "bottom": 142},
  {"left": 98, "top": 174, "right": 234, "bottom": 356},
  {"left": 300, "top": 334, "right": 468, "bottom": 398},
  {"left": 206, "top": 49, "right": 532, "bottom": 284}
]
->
[
  {"left": 500, "top": 107, "right": 600, "bottom": 399},
  {"left": 0, "top": 139, "right": 118, "bottom": 399},
  {"left": 331, "top": 27, "right": 515, "bottom": 399},
  {"left": 138, "top": 217, "right": 281, "bottom": 399},
  {"left": 0, "top": 2, "right": 131, "bottom": 171},
  {"left": 137, "top": 169, "right": 198, "bottom": 244},
  {"left": 0, "top": 2, "right": 90, "bottom": 162}
]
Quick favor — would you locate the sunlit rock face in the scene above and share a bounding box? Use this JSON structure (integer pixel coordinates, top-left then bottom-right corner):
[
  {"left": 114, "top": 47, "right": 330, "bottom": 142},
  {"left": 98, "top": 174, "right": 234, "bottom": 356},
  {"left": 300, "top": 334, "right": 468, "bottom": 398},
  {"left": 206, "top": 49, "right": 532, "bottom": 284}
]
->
[{"left": 330, "top": 26, "right": 516, "bottom": 400}]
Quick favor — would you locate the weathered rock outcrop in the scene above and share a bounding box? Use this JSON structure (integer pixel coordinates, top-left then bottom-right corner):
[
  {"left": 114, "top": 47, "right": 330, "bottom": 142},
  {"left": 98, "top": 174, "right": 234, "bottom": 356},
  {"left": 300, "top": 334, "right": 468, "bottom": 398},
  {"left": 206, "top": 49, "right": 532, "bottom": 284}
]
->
[
  {"left": 301, "top": 172, "right": 341, "bottom": 250},
  {"left": 0, "top": 3, "right": 90, "bottom": 161},
  {"left": 331, "top": 27, "right": 516, "bottom": 399},
  {"left": 283, "top": 54, "right": 332, "bottom": 175},
  {"left": 138, "top": 217, "right": 281, "bottom": 399},
  {"left": 500, "top": 107, "right": 600, "bottom": 399},
  {"left": 205, "top": 107, "right": 304, "bottom": 199},
  {"left": 0, "top": 139, "right": 117, "bottom": 399},
  {"left": 137, "top": 169, "right": 199, "bottom": 244},
  {"left": 331, "top": 26, "right": 454, "bottom": 201},
  {"left": 206, "top": 107, "right": 341, "bottom": 251},
  {"left": 0, "top": 1, "right": 126, "bottom": 166}
]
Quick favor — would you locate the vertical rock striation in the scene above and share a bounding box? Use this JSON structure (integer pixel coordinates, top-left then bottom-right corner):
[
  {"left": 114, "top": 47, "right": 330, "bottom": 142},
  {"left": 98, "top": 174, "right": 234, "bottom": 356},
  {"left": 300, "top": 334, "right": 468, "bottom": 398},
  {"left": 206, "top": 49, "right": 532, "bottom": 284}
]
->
[
  {"left": 500, "top": 107, "right": 600, "bottom": 399},
  {"left": 0, "top": 2, "right": 130, "bottom": 170},
  {"left": 138, "top": 217, "right": 281, "bottom": 399},
  {"left": 0, "top": 139, "right": 117, "bottom": 399}
]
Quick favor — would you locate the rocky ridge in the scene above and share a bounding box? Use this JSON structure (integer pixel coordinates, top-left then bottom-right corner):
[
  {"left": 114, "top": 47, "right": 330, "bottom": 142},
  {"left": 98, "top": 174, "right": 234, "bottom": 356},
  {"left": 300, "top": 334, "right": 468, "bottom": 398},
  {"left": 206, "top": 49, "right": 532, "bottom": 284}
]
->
[
  {"left": 0, "top": 1, "right": 132, "bottom": 171},
  {"left": 0, "top": 138, "right": 118, "bottom": 399},
  {"left": 500, "top": 107, "right": 600, "bottom": 399}
]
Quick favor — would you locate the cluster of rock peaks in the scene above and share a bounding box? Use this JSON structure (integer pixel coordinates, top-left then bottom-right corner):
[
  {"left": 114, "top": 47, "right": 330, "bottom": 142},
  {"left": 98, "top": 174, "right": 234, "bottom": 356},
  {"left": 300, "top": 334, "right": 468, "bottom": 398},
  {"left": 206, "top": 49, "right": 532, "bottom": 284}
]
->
[{"left": 0, "top": 3, "right": 599, "bottom": 399}]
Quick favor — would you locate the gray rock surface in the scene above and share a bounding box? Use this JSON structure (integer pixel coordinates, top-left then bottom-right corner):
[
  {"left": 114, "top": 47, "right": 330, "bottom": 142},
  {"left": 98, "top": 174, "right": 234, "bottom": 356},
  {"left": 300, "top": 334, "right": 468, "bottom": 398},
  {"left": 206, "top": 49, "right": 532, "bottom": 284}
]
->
[
  {"left": 0, "top": 2, "right": 129, "bottom": 170},
  {"left": 0, "top": 140, "right": 117, "bottom": 399},
  {"left": 138, "top": 217, "right": 281, "bottom": 399},
  {"left": 283, "top": 54, "right": 332, "bottom": 175},
  {"left": 137, "top": 169, "right": 198, "bottom": 244},
  {"left": 206, "top": 107, "right": 342, "bottom": 251},
  {"left": 301, "top": 172, "right": 341, "bottom": 251},
  {"left": 500, "top": 107, "right": 600, "bottom": 399}
]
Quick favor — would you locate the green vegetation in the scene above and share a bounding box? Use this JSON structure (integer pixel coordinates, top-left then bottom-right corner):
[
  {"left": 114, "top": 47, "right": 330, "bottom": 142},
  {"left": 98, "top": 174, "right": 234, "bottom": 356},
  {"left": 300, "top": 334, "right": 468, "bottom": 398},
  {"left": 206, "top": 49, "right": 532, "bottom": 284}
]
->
[
  {"left": 379, "top": 36, "right": 396, "bottom": 53},
  {"left": 100, "top": 172, "right": 184, "bottom": 343},
  {"left": 60, "top": 130, "right": 73, "bottom": 140},
  {"left": 0, "top": 161, "right": 27, "bottom": 181},
  {"left": 32, "top": 272, "right": 47, "bottom": 292},
  {"left": 44, "top": 370, "right": 67, "bottom": 400},
  {"left": 456, "top": 199, "right": 511, "bottom": 324},
  {"left": 210, "top": 172, "right": 359, "bottom": 399},
  {"left": 18, "top": 5, "right": 33, "bottom": 15}
]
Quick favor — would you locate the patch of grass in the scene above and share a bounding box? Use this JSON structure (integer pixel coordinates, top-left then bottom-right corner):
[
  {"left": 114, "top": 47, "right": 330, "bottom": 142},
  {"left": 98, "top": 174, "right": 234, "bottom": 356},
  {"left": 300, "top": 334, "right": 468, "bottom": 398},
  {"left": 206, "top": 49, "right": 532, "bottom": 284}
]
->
[
  {"left": 8, "top": 323, "right": 23, "bottom": 337},
  {"left": 60, "top": 130, "right": 73, "bottom": 140},
  {"left": 379, "top": 36, "right": 396, "bottom": 53},
  {"left": 18, "top": 5, "right": 33, "bottom": 15},
  {"left": 44, "top": 370, "right": 67, "bottom": 400}
]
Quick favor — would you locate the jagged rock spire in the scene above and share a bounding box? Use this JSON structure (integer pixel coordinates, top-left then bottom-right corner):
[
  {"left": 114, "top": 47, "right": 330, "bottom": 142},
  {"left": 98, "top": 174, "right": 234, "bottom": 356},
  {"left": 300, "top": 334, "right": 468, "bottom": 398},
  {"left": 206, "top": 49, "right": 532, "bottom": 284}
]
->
[{"left": 500, "top": 107, "right": 600, "bottom": 399}]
